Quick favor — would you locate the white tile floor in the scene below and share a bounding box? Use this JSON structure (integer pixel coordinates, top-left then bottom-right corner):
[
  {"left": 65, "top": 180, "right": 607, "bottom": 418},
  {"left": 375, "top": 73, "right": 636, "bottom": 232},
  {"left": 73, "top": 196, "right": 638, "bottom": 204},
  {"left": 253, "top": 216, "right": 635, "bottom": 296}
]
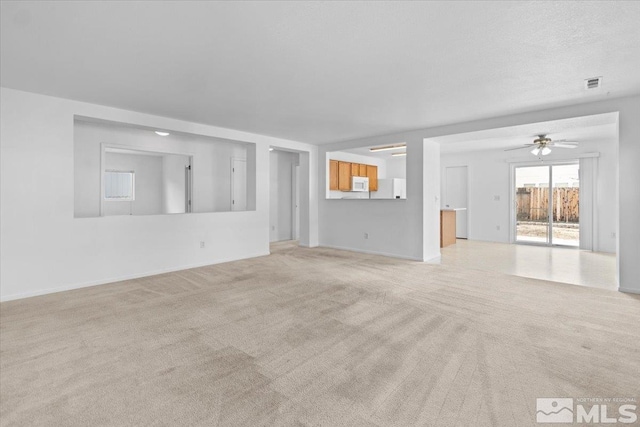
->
[{"left": 440, "top": 239, "right": 617, "bottom": 290}]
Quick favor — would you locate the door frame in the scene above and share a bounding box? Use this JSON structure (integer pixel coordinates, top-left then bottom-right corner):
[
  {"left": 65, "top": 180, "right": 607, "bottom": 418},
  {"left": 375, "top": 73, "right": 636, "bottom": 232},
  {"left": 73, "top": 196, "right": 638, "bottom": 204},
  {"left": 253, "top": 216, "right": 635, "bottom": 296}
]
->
[
  {"left": 509, "top": 160, "right": 579, "bottom": 247},
  {"left": 184, "top": 163, "right": 192, "bottom": 213},
  {"left": 230, "top": 157, "right": 247, "bottom": 211},
  {"left": 291, "top": 164, "right": 300, "bottom": 240},
  {"left": 442, "top": 164, "right": 470, "bottom": 239}
]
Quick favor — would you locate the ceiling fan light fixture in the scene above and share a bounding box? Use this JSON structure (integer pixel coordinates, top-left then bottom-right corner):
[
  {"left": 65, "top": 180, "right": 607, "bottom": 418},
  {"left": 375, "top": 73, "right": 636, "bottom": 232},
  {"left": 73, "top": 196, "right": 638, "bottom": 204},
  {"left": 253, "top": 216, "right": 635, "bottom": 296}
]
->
[{"left": 508, "top": 134, "right": 574, "bottom": 156}]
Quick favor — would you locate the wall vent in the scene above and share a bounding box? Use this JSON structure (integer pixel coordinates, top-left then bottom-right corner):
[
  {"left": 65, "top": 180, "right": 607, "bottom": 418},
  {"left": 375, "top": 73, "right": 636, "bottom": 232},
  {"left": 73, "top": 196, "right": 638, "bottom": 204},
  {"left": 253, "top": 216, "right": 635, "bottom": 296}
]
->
[{"left": 584, "top": 76, "right": 602, "bottom": 90}]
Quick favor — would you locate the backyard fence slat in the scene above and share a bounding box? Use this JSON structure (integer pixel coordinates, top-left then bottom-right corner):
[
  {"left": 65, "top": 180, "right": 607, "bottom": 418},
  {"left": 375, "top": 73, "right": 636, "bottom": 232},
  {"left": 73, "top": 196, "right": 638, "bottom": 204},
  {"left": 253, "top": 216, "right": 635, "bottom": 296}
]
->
[{"left": 516, "top": 187, "right": 579, "bottom": 223}]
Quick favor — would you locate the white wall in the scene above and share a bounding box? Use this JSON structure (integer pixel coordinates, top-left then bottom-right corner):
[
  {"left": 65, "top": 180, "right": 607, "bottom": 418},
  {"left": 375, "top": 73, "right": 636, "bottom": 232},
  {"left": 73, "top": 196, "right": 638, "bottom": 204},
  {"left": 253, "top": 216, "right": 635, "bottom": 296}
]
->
[
  {"left": 2, "top": 87, "right": 637, "bottom": 298},
  {"left": 422, "top": 140, "right": 442, "bottom": 262},
  {"left": 385, "top": 157, "right": 407, "bottom": 179},
  {"left": 0, "top": 88, "right": 318, "bottom": 301},
  {"left": 269, "top": 150, "right": 299, "bottom": 242},
  {"left": 162, "top": 154, "right": 190, "bottom": 214},
  {"left": 440, "top": 138, "right": 618, "bottom": 253},
  {"left": 319, "top": 135, "right": 440, "bottom": 261},
  {"left": 104, "top": 152, "right": 163, "bottom": 216},
  {"left": 298, "top": 151, "right": 319, "bottom": 248}
]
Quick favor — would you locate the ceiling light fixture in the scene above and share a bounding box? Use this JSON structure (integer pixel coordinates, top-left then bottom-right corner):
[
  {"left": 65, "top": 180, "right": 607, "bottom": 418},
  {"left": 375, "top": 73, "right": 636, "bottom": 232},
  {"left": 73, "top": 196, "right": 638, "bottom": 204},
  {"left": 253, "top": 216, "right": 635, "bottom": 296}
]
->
[
  {"left": 269, "top": 148, "right": 274, "bottom": 151},
  {"left": 155, "top": 131, "right": 170, "bottom": 136},
  {"left": 391, "top": 152, "right": 407, "bottom": 157},
  {"left": 370, "top": 143, "right": 406, "bottom": 152},
  {"left": 531, "top": 146, "right": 551, "bottom": 156}
]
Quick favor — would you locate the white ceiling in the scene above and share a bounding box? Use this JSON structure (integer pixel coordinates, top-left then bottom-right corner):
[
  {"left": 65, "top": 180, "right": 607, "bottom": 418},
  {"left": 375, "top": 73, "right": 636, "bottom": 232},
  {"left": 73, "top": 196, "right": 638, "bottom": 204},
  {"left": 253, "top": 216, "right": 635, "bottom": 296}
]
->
[
  {"left": 105, "top": 147, "right": 164, "bottom": 157},
  {"left": 338, "top": 144, "right": 407, "bottom": 160},
  {"left": 2, "top": 2, "right": 639, "bottom": 145},
  {"left": 336, "top": 112, "right": 618, "bottom": 156},
  {"left": 434, "top": 112, "right": 618, "bottom": 153}
]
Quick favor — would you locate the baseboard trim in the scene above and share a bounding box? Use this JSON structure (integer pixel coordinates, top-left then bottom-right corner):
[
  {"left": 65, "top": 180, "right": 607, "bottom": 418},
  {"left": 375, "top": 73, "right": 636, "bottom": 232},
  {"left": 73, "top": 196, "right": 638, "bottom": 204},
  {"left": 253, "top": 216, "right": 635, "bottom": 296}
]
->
[
  {"left": 319, "top": 245, "right": 423, "bottom": 261},
  {"left": 618, "top": 287, "right": 640, "bottom": 295},
  {"left": 297, "top": 243, "right": 320, "bottom": 249},
  {"left": 0, "top": 251, "right": 270, "bottom": 302},
  {"left": 424, "top": 254, "right": 442, "bottom": 264}
]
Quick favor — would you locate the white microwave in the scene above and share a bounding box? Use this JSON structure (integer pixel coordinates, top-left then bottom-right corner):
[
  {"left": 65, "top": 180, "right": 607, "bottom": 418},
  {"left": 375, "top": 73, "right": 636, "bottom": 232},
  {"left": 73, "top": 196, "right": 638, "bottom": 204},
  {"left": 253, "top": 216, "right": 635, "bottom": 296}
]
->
[{"left": 351, "top": 176, "right": 369, "bottom": 192}]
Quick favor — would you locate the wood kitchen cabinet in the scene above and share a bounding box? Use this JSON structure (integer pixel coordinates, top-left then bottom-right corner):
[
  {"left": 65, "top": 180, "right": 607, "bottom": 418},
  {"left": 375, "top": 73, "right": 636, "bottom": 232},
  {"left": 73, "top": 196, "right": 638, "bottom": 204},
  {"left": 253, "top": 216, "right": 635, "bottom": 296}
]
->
[
  {"left": 366, "top": 165, "right": 378, "bottom": 191},
  {"left": 338, "top": 162, "right": 352, "bottom": 191},
  {"left": 330, "top": 160, "right": 378, "bottom": 192},
  {"left": 329, "top": 160, "right": 339, "bottom": 191}
]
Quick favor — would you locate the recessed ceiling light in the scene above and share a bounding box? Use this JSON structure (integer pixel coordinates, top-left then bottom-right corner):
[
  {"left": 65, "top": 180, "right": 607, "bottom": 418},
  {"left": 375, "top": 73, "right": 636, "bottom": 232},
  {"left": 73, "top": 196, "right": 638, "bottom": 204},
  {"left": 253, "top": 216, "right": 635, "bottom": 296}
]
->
[
  {"left": 269, "top": 148, "right": 274, "bottom": 151},
  {"left": 155, "top": 131, "right": 170, "bottom": 136},
  {"left": 391, "top": 152, "right": 407, "bottom": 157},
  {"left": 370, "top": 143, "right": 406, "bottom": 152}
]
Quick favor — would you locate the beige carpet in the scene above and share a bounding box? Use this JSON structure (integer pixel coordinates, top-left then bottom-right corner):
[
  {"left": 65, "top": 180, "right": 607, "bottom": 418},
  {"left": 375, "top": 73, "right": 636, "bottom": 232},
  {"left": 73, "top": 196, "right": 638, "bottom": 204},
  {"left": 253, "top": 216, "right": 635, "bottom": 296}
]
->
[{"left": 1, "top": 242, "right": 639, "bottom": 426}]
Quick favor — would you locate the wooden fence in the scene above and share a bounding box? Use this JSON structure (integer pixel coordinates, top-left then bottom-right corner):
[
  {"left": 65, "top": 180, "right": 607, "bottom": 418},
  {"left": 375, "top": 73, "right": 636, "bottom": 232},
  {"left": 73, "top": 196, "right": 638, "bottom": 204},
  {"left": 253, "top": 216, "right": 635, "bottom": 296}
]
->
[{"left": 516, "top": 187, "right": 579, "bottom": 223}]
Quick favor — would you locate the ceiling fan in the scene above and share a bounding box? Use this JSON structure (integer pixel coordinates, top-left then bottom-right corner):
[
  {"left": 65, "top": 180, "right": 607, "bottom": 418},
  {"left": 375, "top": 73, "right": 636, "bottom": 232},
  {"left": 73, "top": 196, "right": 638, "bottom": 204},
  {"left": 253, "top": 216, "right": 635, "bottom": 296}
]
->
[{"left": 504, "top": 134, "right": 579, "bottom": 156}]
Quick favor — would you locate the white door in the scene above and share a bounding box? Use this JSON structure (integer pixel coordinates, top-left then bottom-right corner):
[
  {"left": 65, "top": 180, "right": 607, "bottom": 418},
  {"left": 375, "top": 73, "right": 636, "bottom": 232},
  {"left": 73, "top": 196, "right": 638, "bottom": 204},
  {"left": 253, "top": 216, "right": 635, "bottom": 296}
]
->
[
  {"left": 231, "top": 158, "right": 247, "bottom": 211},
  {"left": 445, "top": 166, "right": 468, "bottom": 238}
]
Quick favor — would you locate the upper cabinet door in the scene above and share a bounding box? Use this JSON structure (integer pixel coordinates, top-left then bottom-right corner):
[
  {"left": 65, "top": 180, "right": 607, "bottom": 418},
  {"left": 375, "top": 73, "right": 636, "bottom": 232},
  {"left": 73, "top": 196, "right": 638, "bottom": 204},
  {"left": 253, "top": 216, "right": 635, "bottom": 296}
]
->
[
  {"left": 367, "top": 165, "right": 378, "bottom": 191},
  {"left": 329, "top": 160, "right": 339, "bottom": 191},
  {"left": 359, "top": 164, "right": 367, "bottom": 177},
  {"left": 338, "top": 162, "right": 352, "bottom": 191},
  {"left": 351, "top": 163, "right": 359, "bottom": 177}
]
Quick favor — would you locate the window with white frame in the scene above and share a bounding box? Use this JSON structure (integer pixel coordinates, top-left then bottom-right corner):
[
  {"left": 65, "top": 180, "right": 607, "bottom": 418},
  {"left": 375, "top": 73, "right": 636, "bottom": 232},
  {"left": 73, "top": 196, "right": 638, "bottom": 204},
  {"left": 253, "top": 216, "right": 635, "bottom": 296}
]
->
[{"left": 104, "top": 171, "right": 135, "bottom": 201}]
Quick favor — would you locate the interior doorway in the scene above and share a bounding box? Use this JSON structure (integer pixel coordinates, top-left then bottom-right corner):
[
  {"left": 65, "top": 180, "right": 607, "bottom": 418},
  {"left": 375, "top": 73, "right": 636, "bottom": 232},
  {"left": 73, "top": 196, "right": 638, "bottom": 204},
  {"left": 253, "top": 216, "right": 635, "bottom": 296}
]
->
[
  {"left": 231, "top": 158, "right": 247, "bottom": 211},
  {"left": 292, "top": 164, "right": 300, "bottom": 240},
  {"left": 269, "top": 149, "right": 300, "bottom": 242},
  {"left": 514, "top": 162, "right": 580, "bottom": 247},
  {"left": 444, "top": 166, "right": 468, "bottom": 238}
]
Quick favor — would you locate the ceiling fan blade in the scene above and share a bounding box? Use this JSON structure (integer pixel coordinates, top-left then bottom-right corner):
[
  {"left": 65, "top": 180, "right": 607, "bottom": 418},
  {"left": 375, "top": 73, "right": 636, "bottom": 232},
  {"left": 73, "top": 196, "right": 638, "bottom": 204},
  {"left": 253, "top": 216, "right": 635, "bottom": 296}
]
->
[
  {"left": 552, "top": 143, "right": 578, "bottom": 148},
  {"left": 504, "top": 146, "right": 532, "bottom": 152}
]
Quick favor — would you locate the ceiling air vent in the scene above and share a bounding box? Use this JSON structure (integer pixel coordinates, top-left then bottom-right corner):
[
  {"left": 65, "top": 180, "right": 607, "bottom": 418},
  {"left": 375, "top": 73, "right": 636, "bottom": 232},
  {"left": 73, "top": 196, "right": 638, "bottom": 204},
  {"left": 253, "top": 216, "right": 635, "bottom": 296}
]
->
[{"left": 584, "top": 76, "right": 602, "bottom": 90}]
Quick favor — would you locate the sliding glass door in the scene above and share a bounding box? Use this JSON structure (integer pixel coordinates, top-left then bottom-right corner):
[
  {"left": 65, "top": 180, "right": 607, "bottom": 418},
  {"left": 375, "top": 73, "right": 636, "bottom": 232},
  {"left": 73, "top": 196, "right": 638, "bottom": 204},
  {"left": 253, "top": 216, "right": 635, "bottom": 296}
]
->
[
  {"left": 515, "top": 166, "right": 550, "bottom": 244},
  {"left": 550, "top": 164, "right": 580, "bottom": 246},
  {"left": 514, "top": 163, "right": 579, "bottom": 247}
]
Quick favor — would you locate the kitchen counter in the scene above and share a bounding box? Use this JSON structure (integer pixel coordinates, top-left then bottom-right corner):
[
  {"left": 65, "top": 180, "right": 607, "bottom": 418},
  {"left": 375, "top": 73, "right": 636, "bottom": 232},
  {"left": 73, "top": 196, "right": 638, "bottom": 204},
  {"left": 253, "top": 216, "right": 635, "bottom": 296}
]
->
[{"left": 440, "top": 210, "right": 459, "bottom": 248}]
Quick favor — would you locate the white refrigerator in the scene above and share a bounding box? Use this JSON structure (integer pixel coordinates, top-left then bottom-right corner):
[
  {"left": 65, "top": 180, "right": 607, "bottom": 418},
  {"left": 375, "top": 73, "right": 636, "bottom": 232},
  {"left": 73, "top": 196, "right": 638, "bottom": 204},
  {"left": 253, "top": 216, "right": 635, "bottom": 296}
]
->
[{"left": 371, "top": 178, "right": 406, "bottom": 199}]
